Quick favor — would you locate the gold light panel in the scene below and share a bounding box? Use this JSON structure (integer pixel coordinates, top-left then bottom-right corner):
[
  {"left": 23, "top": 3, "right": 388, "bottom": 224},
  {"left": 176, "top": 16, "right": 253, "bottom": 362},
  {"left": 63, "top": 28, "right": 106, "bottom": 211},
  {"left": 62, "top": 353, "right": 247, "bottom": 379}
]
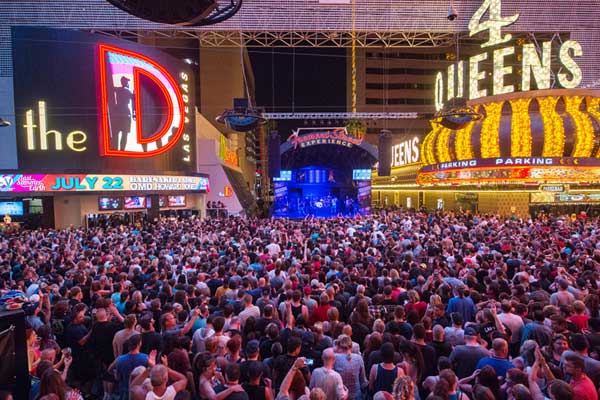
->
[
  {"left": 588, "top": 97, "right": 600, "bottom": 157},
  {"left": 510, "top": 98, "right": 532, "bottom": 156},
  {"left": 480, "top": 101, "right": 503, "bottom": 158},
  {"left": 538, "top": 96, "right": 564, "bottom": 157},
  {"left": 454, "top": 106, "right": 477, "bottom": 160},
  {"left": 421, "top": 126, "right": 438, "bottom": 165},
  {"left": 566, "top": 95, "right": 594, "bottom": 157},
  {"left": 436, "top": 125, "right": 453, "bottom": 163}
]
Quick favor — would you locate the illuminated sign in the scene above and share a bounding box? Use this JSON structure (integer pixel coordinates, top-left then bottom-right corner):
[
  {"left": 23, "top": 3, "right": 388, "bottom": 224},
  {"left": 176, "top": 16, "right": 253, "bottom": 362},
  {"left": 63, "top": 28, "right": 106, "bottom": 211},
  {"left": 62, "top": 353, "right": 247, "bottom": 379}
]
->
[
  {"left": 98, "top": 44, "right": 185, "bottom": 158},
  {"left": 218, "top": 186, "right": 234, "bottom": 198},
  {"left": 219, "top": 136, "right": 239, "bottom": 167},
  {"left": 273, "top": 170, "right": 292, "bottom": 182},
  {"left": 434, "top": 0, "right": 583, "bottom": 110},
  {"left": 288, "top": 127, "right": 363, "bottom": 149},
  {"left": 12, "top": 27, "right": 195, "bottom": 173},
  {"left": 539, "top": 184, "right": 566, "bottom": 193},
  {"left": 391, "top": 137, "right": 420, "bottom": 167},
  {"left": 24, "top": 101, "right": 87, "bottom": 152},
  {"left": 352, "top": 169, "right": 372, "bottom": 180},
  {"left": 0, "top": 174, "right": 209, "bottom": 193},
  {"left": 423, "top": 157, "right": 587, "bottom": 172}
]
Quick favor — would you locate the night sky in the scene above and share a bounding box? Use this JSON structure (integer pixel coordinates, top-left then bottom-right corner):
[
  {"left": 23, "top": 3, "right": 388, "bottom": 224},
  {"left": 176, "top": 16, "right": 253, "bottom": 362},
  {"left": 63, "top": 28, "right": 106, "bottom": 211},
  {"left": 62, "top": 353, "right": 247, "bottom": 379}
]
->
[{"left": 249, "top": 48, "right": 347, "bottom": 140}]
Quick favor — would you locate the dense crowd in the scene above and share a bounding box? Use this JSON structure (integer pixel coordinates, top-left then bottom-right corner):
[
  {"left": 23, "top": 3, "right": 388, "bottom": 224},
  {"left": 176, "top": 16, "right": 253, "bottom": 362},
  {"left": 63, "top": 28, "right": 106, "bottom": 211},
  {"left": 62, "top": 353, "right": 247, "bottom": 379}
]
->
[{"left": 2, "top": 210, "right": 600, "bottom": 400}]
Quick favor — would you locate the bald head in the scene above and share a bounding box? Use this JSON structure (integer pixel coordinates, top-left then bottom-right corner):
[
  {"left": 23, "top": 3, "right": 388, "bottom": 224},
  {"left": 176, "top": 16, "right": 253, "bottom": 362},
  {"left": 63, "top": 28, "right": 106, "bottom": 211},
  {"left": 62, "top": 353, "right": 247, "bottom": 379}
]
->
[
  {"left": 322, "top": 348, "right": 336, "bottom": 368},
  {"left": 150, "top": 365, "right": 168, "bottom": 388}
]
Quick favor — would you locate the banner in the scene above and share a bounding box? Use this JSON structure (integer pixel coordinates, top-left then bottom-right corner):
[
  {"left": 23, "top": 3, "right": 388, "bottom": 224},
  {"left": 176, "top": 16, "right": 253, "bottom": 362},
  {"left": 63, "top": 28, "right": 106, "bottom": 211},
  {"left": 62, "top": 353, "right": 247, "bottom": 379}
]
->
[{"left": 0, "top": 174, "right": 209, "bottom": 193}]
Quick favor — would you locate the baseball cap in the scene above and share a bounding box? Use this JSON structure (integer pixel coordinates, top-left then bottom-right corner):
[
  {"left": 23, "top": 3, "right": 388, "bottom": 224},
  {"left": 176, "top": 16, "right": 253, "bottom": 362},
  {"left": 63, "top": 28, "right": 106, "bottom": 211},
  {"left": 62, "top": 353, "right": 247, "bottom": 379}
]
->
[{"left": 464, "top": 325, "right": 479, "bottom": 337}]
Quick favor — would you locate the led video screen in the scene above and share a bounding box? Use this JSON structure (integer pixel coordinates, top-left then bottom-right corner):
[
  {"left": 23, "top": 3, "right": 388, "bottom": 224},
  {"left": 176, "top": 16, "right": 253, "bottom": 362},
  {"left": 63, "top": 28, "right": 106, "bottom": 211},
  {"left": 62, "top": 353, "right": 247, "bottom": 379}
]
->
[
  {"left": 11, "top": 27, "right": 196, "bottom": 174},
  {"left": 98, "top": 196, "right": 123, "bottom": 211},
  {"left": 0, "top": 201, "right": 24, "bottom": 216}
]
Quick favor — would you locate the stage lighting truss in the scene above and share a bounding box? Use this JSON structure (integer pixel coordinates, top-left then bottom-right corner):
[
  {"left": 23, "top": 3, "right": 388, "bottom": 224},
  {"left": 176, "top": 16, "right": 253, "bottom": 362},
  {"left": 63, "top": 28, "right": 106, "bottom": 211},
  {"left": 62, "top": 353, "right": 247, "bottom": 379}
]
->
[{"left": 262, "top": 112, "right": 419, "bottom": 120}]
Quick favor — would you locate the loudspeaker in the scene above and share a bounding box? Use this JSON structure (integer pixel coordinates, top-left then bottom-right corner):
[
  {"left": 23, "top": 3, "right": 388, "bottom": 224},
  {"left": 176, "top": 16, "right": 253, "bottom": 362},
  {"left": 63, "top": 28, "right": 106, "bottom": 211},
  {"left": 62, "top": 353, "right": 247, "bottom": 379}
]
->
[
  {"left": 0, "top": 310, "right": 29, "bottom": 400},
  {"left": 268, "top": 131, "right": 281, "bottom": 179},
  {"left": 378, "top": 129, "right": 392, "bottom": 176},
  {"left": 105, "top": 0, "right": 217, "bottom": 25}
]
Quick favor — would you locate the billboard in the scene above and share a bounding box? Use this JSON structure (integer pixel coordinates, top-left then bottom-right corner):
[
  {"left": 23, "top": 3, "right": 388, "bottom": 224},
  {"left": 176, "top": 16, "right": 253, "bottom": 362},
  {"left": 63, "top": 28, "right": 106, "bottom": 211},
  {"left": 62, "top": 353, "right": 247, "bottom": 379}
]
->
[{"left": 11, "top": 27, "right": 195, "bottom": 174}]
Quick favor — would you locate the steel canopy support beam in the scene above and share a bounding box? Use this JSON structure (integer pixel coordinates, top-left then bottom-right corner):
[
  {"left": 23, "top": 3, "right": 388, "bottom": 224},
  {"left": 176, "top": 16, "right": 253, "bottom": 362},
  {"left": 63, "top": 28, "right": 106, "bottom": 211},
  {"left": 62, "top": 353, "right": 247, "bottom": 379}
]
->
[
  {"left": 92, "top": 30, "right": 455, "bottom": 47},
  {"left": 262, "top": 112, "right": 419, "bottom": 119}
]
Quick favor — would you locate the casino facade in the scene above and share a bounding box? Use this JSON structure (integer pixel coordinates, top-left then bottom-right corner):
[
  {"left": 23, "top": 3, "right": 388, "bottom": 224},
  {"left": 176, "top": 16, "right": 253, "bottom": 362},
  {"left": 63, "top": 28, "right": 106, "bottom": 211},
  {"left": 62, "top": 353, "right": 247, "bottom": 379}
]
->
[{"left": 372, "top": 0, "right": 600, "bottom": 217}]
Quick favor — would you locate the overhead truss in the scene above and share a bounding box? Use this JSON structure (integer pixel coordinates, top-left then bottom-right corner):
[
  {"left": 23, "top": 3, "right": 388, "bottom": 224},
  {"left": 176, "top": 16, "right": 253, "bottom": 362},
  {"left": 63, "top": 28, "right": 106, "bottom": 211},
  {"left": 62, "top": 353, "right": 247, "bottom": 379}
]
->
[
  {"left": 93, "top": 30, "right": 456, "bottom": 48},
  {"left": 262, "top": 112, "right": 419, "bottom": 120}
]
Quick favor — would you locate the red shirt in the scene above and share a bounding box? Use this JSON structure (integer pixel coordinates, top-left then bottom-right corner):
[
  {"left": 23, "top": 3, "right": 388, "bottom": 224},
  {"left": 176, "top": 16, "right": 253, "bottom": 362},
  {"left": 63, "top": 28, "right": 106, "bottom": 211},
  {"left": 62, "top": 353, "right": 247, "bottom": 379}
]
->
[
  {"left": 572, "top": 375, "right": 598, "bottom": 400},
  {"left": 311, "top": 304, "right": 331, "bottom": 324},
  {"left": 406, "top": 301, "right": 427, "bottom": 319},
  {"left": 569, "top": 315, "right": 590, "bottom": 332}
]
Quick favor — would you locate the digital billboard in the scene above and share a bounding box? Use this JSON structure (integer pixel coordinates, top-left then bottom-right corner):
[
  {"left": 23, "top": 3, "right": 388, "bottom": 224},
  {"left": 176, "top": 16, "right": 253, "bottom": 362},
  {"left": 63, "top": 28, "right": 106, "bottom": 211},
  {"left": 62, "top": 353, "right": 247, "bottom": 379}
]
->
[
  {"left": 0, "top": 201, "right": 24, "bottom": 216},
  {"left": 124, "top": 196, "right": 147, "bottom": 210},
  {"left": 11, "top": 27, "right": 195, "bottom": 174},
  {"left": 98, "top": 197, "right": 123, "bottom": 211}
]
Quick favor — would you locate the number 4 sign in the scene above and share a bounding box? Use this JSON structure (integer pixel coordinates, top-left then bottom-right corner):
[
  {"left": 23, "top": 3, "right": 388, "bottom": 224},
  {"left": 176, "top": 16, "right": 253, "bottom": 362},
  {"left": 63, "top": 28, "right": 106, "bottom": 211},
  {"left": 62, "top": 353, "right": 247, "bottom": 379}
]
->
[{"left": 468, "top": 0, "right": 520, "bottom": 48}]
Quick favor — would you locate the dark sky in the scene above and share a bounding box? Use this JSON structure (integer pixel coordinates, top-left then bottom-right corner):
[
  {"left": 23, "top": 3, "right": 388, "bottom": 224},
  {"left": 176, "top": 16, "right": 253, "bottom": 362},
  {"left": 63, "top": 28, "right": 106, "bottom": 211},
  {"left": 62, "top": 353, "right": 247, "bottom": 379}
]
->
[{"left": 249, "top": 48, "right": 347, "bottom": 139}]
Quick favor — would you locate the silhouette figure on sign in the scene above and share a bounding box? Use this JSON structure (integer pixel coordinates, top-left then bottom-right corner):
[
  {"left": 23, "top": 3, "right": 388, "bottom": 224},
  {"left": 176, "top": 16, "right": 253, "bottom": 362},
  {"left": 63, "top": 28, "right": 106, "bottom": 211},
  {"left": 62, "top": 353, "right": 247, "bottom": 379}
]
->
[{"left": 111, "top": 76, "right": 135, "bottom": 151}]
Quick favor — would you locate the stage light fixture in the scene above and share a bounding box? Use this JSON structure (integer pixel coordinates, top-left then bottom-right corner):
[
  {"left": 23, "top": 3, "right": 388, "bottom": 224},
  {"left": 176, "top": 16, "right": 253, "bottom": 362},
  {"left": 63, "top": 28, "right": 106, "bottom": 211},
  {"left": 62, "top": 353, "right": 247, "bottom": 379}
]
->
[{"left": 0, "top": 118, "right": 11, "bottom": 127}]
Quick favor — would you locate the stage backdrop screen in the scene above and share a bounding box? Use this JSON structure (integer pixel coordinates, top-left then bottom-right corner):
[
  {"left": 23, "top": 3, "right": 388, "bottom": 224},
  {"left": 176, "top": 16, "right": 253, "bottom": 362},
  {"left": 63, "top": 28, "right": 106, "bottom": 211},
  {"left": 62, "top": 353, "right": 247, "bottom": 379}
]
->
[{"left": 11, "top": 27, "right": 196, "bottom": 174}]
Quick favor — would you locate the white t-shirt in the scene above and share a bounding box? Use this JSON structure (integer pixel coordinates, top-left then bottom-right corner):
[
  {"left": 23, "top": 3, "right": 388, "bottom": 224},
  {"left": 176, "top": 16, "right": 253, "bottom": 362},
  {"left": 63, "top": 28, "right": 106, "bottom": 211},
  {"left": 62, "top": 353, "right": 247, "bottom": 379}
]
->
[{"left": 146, "top": 386, "right": 177, "bottom": 400}]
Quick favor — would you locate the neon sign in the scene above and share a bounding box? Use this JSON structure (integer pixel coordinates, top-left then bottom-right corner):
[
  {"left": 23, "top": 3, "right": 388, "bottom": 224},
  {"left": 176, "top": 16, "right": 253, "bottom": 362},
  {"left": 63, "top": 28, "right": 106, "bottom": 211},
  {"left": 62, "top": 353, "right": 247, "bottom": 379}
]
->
[
  {"left": 24, "top": 101, "right": 87, "bottom": 152},
  {"left": 391, "top": 137, "right": 420, "bottom": 168},
  {"left": 288, "top": 127, "right": 363, "bottom": 149},
  {"left": 434, "top": 0, "right": 584, "bottom": 110},
  {"left": 98, "top": 44, "right": 186, "bottom": 158}
]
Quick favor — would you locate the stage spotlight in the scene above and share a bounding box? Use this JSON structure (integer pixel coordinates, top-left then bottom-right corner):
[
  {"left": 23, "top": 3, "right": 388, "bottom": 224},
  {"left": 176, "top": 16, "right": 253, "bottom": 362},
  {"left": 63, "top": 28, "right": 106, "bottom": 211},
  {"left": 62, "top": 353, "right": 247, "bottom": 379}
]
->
[{"left": 0, "top": 118, "right": 11, "bottom": 127}]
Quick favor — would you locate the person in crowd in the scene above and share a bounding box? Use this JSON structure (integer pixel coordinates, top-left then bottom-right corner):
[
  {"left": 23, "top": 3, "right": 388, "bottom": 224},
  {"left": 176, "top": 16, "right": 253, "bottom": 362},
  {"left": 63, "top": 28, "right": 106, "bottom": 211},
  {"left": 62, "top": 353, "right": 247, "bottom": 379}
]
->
[
  {"left": 309, "top": 348, "right": 348, "bottom": 400},
  {"left": 476, "top": 338, "right": 515, "bottom": 378},
  {"left": 449, "top": 326, "right": 489, "bottom": 379}
]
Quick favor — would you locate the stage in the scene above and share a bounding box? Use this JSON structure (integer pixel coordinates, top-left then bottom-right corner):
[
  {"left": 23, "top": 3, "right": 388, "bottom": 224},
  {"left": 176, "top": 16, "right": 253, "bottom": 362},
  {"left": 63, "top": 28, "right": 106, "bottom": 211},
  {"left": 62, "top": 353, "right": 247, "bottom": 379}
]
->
[{"left": 272, "top": 127, "right": 376, "bottom": 219}]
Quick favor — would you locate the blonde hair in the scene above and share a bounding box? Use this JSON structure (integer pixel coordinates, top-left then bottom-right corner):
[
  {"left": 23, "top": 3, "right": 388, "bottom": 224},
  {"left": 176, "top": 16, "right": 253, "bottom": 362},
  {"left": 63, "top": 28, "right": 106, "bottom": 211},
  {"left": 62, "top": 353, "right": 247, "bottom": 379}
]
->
[
  {"left": 392, "top": 376, "right": 415, "bottom": 400},
  {"left": 429, "top": 294, "right": 442, "bottom": 307},
  {"left": 407, "top": 290, "right": 420, "bottom": 303}
]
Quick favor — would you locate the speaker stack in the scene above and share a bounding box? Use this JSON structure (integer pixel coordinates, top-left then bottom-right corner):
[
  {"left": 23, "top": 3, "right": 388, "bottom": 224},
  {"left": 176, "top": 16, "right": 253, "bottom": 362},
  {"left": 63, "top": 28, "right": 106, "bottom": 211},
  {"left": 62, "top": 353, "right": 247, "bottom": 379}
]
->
[
  {"left": 0, "top": 310, "right": 29, "bottom": 400},
  {"left": 378, "top": 129, "right": 392, "bottom": 176},
  {"left": 268, "top": 131, "right": 281, "bottom": 179}
]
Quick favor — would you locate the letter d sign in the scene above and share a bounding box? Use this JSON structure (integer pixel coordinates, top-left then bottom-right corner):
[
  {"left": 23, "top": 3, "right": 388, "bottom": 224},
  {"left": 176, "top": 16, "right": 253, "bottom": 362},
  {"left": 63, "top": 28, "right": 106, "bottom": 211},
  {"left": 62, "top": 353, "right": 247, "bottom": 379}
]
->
[{"left": 98, "top": 44, "right": 185, "bottom": 157}]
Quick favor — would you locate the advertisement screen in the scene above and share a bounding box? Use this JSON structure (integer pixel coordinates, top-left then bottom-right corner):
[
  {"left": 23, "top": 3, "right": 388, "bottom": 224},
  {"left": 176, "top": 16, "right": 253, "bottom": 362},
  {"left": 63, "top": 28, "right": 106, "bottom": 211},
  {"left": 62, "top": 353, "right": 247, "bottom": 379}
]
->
[
  {"left": 273, "top": 170, "right": 292, "bottom": 182},
  {"left": 124, "top": 196, "right": 147, "bottom": 209},
  {"left": 352, "top": 169, "right": 372, "bottom": 180},
  {"left": 98, "top": 197, "right": 123, "bottom": 211},
  {"left": 0, "top": 202, "right": 24, "bottom": 216},
  {"left": 11, "top": 27, "right": 195, "bottom": 174},
  {"left": 168, "top": 195, "right": 186, "bottom": 207}
]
